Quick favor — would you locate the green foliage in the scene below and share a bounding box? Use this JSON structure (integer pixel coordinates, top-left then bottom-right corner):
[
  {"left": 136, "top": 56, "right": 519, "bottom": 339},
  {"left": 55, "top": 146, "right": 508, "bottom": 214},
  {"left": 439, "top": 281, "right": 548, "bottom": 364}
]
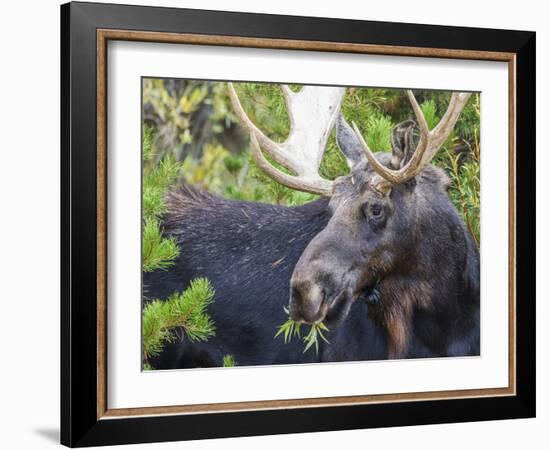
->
[
  {"left": 142, "top": 125, "right": 155, "bottom": 162},
  {"left": 142, "top": 278, "right": 216, "bottom": 363},
  {"left": 222, "top": 354, "right": 237, "bottom": 367},
  {"left": 365, "top": 114, "right": 394, "bottom": 151},
  {"left": 446, "top": 144, "right": 480, "bottom": 246},
  {"left": 229, "top": 83, "right": 290, "bottom": 142},
  {"left": 142, "top": 125, "right": 181, "bottom": 272},
  {"left": 303, "top": 321, "right": 330, "bottom": 354},
  {"left": 422, "top": 94, "right": 481, "bottom": 244},
  {"left": 181, "top": 143, "right": 238, "bottom": 195},
  {"left": 319, "top": 140, "right": 350, "bottom": 180},
  {"left": 420, "top": 99, "right": 439, "bottom": 130},
  {"left": 143, "top": 79, "right": 231, "bottom": 160},
  {"left": 275, "top": 316, "right": 330, "bottom": 354},
  {"left": 143, "top": 156, "right": 180, "bottom": 218},
  {"left": 223, "top": 154, "right": 244, "bottom": 174},
  {"left": 142, "top": 219, "right": 180, "bottom": 272},
  {"left": 275, "top": 317, "right": 302, "bottom": 344}
]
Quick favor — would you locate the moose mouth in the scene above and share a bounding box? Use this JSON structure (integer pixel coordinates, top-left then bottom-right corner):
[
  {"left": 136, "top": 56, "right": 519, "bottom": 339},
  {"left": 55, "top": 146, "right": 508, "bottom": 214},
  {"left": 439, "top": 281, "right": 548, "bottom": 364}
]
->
[{"left": 289, "top": 277, "right": 382, "bottom": 326}]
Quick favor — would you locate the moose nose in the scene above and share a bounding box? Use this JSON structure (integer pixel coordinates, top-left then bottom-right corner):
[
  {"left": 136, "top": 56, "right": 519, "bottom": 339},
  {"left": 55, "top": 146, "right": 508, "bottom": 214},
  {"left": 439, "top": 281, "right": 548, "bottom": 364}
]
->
[{"left": 289, "top": 281, "right": 326, "bottom": 324}]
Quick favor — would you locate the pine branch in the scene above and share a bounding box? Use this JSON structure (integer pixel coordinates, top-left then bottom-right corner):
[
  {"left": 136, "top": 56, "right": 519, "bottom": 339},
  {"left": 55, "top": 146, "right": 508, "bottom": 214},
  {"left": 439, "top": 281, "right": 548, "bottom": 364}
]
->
[
  {"left": 142, "top": 278, "right": 216, "bottom": 364},
  {"left": 142, "top": 125, "right": 183, "bottom": 273},
  {"left": 142, "top": 218, "right": 179, "bottom": 272}
]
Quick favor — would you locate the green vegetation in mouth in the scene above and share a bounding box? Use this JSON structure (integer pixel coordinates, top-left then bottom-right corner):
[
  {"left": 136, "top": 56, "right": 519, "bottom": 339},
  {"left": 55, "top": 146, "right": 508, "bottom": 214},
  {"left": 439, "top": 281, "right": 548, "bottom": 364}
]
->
[{"left": 275, "top": 309, "right": 330, "bottom": 354}]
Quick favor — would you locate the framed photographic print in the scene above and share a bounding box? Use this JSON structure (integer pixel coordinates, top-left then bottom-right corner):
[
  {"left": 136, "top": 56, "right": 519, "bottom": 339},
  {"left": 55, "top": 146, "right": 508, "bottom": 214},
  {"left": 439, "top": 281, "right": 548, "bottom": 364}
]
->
[{"left": 60, "top": 1, "right": 536, "bottom": 447}]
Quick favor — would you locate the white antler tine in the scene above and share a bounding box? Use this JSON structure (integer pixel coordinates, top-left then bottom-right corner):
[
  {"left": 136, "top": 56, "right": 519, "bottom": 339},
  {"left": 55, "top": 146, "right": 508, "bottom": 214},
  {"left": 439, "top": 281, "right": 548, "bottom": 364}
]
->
[{"left": 229, "top": 82, "right": 345, "bottom": 196}]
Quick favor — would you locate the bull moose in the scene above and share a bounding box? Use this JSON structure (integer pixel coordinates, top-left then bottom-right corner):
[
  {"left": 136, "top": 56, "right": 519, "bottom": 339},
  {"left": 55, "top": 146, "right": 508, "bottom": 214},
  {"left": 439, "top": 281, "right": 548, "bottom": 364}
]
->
[{"left": 144, "top": 83, "right": 479, "bottom": 369}]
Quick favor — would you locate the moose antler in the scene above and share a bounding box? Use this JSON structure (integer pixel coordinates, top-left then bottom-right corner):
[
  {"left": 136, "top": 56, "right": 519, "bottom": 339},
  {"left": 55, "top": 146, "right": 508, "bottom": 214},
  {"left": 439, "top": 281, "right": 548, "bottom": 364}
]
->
[
  {"left": 228, "top": 83, "right": 345, "bottom": 196},
  {"left": 351, "top": 90, "right": 471, "bottom": 186}
]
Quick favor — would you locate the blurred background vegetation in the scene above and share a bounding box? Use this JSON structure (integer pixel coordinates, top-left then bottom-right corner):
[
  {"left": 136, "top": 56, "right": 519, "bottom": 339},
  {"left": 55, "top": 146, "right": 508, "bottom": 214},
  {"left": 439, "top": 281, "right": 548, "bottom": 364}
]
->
[{"left": 143, "top": 78, "right": 480, "bottom": 245}]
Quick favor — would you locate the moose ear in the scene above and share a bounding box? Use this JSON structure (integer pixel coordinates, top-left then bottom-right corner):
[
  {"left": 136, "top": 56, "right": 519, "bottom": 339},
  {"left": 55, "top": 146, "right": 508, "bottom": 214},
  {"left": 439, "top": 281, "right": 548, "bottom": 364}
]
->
[
  {"left": 390, "top": 120, "right": 417, "bottom": 169},
  {"left": 336, "top": 113, "right": 366, "bottom": 169}
]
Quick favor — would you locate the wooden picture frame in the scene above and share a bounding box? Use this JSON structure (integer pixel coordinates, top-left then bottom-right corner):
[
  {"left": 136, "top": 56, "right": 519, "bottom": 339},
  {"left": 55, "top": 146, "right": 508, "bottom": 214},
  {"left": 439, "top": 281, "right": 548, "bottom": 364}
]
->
[{"left": 61, "top": 1, "right": 535, "bottom": 447}]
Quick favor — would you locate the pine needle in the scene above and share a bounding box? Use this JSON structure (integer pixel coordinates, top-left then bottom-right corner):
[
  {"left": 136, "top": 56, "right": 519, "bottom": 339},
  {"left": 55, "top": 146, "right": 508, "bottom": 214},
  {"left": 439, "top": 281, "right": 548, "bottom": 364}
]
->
[
  {"left": 275, "top": 315, "right": 330, "bottom": 355},
  {"left": 222, "top": 354, "right": 237, "bottom": 367},
  {"left": 142, "top": 278, "right": 216, "bottom": 366},
  {"left": 142, "top": 219, "right": 180, "bottom": 272}
]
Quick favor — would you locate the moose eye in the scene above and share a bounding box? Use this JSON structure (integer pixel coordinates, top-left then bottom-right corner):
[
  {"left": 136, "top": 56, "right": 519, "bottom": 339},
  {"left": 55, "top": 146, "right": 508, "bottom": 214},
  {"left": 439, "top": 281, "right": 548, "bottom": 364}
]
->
[{"left": 370, "top": 203, "right": 383, "bottom": 218}]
